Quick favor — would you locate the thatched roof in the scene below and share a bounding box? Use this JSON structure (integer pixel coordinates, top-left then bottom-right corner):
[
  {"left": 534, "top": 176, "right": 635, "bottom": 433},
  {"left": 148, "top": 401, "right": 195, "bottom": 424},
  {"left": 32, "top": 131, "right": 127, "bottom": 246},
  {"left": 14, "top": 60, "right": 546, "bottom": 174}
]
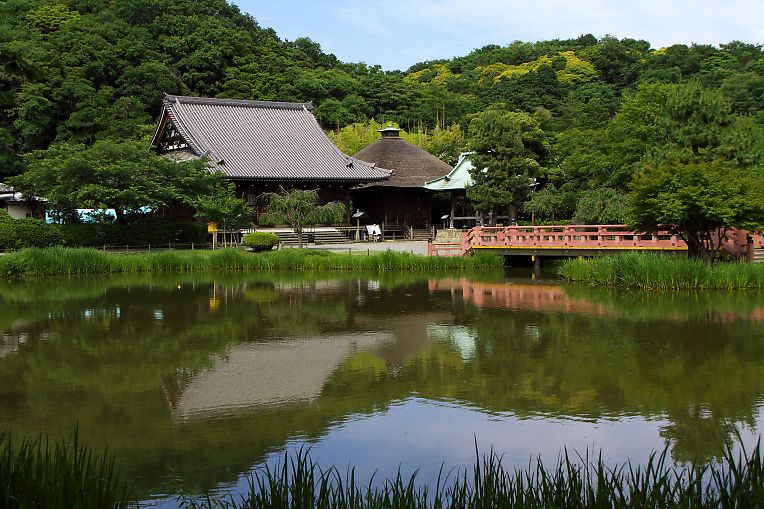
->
[
  {"left": 353, "top": 128, "right": 452, "bottom": 188},
  {"left": 150, "top": 95, "right": 392, "bottom": 183}
]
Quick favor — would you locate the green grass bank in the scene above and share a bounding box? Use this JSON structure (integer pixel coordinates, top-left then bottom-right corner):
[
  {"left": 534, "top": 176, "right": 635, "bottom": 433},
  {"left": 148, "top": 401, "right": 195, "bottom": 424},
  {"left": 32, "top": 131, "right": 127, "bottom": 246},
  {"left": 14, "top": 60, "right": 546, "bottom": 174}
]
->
[
  {"left": 0, "top": 247, "right": 503, "bottom": 278},
  {"left": 559, "top": 251, "right": 764, "bottom": 290}
]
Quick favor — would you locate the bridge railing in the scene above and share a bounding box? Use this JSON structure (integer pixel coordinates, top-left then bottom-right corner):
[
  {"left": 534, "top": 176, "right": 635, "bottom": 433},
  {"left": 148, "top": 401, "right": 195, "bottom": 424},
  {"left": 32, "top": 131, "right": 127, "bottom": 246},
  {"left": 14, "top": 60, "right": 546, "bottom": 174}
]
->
[
  {"left": 461, "top": 225, "right": 687, "bottom": 253},
  {"left": 430, "top": 225, "right": 763, "bottom": 258}
]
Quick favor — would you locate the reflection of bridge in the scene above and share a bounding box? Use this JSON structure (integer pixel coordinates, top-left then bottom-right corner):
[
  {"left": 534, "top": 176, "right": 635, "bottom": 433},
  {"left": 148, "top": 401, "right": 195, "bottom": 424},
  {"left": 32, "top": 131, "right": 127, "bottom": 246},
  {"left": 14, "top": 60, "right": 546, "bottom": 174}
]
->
[
  {"left": 429, "top": 278, "right": 612, "bottom": 316},
  {"left": 429, "top": 225, "right": 764, "bottom": 262}
]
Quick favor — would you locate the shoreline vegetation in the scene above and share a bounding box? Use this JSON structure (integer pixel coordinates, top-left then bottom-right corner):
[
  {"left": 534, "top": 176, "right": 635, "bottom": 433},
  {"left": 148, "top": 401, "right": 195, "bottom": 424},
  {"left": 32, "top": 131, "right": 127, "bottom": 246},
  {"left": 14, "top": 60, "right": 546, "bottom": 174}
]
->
[
  {"left": 0, "top": 247, "right": 504, "bottom": 278},
  {"left": 3, "top": 432, "right": 763, "bottom": 509},
  {"left": 559, "top": 252, "right": 764, "bottom": 290}
]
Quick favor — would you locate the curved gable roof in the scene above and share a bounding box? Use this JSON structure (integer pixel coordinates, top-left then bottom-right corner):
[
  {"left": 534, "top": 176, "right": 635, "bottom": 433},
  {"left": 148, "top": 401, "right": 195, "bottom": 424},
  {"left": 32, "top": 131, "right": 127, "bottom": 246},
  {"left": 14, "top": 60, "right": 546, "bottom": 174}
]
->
[{"left": 151, "top": 95, "right": 392, "bottom": 183}]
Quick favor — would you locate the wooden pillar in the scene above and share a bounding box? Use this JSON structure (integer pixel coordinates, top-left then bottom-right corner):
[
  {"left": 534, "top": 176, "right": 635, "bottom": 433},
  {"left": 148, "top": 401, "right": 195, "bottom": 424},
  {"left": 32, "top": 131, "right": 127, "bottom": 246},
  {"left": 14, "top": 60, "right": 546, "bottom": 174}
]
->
[
  {"left": 344, "top": 187, "right": 351, "bottom": 223},
  {"left": 449, "top": 196, "right": 456, "bottom": 229}
]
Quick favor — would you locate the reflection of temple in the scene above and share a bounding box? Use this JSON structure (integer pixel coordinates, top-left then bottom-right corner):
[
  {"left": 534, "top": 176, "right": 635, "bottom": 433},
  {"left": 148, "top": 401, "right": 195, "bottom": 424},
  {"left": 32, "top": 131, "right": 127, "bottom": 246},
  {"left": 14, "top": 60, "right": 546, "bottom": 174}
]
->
[
  {"left": 0, "top": 333, "right": 23, "bottom": 358},
  {"left": 428, "top": 278, "right": 612, "bottom": 316},
  {"left": 171, "top": 332, "right": 393, "bottom": 420}
]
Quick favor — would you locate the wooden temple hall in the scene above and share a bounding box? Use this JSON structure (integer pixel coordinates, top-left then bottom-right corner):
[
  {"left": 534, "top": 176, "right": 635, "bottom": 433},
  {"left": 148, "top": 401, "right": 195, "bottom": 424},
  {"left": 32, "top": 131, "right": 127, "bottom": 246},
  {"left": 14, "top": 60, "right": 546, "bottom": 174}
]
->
[
  {"left": 150, "top": 95, "right": 455, "bottom": 228},
  {"left": 150, "top": 95, "right": 392, "bottom": 222}
]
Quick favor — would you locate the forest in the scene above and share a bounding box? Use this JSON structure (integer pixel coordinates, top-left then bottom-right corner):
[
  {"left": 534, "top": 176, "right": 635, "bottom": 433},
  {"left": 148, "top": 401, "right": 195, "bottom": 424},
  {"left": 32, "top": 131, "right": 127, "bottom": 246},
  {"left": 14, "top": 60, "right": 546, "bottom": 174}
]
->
[{"left": 1, "top": 0, "right": 763, "bottom": 231}]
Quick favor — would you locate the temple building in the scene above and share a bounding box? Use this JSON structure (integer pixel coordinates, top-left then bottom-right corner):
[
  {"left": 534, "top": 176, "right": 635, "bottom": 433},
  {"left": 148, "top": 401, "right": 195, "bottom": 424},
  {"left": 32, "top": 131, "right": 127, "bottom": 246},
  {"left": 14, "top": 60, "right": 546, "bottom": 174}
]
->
[
  {"left": 424, "top": 152, "right": 476, "bottom": 229},
  {"left": 150, "top": 95, "right": 392, "bottom": 221},
  {"left": 352, "top": 126, "right": 453, "bottom": 228}
]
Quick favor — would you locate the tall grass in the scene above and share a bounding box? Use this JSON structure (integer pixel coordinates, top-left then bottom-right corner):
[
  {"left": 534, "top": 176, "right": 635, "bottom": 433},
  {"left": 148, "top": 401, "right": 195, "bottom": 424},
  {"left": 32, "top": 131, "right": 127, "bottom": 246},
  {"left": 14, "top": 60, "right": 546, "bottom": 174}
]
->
[
  {"left": 180, "top": 441, "right": 764, "bottom": 508},
  {"left": 559, "top": 252, "right": 764, "bottom": 290},
  {"left": 0, "top": 430, "right": 132, "bottom": 509},
  {"left": 0, "top": 247, "right": 503, "bottom": 278}
]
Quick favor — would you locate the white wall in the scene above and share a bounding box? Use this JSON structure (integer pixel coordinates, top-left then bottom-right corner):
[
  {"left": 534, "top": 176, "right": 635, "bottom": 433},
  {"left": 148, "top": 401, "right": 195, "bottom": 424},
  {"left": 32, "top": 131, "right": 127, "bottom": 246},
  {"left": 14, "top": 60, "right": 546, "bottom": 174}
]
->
[{"left": 4, "top": 202, "right": 33, "bottom": 219}]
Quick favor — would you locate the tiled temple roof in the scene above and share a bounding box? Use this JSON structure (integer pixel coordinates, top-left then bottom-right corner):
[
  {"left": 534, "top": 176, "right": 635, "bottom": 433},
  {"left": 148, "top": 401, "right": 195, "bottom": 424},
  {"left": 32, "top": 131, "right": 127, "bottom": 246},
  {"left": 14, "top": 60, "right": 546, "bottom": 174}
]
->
[{"left": 150, "top": 95, "right": 392, "bottom": 183}]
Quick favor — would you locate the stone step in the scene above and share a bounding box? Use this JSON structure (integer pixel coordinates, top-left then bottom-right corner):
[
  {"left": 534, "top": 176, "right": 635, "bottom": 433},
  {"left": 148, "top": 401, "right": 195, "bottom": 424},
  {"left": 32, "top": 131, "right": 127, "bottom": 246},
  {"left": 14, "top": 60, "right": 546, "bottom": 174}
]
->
[
  {"left": 754, "top": 248, "right": 764, "bottom": 263},
  {"left": 313, "top": 230, "right": 351, "bottom": 244},
  {"left": 409, "top": 228, "right": 432, "bottom": 241}
]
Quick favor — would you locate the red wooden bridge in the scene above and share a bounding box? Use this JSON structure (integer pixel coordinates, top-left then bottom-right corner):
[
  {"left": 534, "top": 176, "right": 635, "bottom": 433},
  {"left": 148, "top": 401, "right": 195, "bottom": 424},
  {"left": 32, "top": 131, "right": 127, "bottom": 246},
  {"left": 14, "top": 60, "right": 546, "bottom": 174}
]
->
[{"left": 429, "top": 225, "right": 764, "bottom": 262}]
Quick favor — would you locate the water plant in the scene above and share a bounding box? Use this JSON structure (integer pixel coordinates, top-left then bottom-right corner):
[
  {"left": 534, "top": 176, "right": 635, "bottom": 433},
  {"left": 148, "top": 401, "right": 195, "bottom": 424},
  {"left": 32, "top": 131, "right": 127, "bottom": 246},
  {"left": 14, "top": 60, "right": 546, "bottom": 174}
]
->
[
  {"left": 0, "top": 430, "right": 132, "bottom": 509},
  {"left": 179, "top": 441, "right": 764, "bottom": 508},
  {"left": 0, "top": 247, "right": 504, "bottom": 278},
  {"left": 559, "top": 251, "right": 764, "bottom": 290}
]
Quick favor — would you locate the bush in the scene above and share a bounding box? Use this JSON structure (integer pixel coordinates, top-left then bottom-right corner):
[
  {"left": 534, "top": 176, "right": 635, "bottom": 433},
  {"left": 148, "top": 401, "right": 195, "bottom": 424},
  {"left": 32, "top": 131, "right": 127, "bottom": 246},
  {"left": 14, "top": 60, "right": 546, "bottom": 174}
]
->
[
  {"left": 0, "top": 212, "right": 64, "bottom": 251},
  {"left": 59, "top": 221, "right": 208, "bottom": 247},
  {"left": 14, "top": 218, "right": 65, "bottom": 248},
  {"left": 242, "top": 231, "right": 280, "bottom": 251},
  {"left": 0, "top": 210, "right": 16, "bottom": 251}
]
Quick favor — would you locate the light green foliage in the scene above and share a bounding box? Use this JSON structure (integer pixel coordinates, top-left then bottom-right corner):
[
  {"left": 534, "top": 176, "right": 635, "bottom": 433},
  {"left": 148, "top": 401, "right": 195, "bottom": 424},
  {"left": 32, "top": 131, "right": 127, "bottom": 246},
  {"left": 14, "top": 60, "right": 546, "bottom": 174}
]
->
[
  {"left": 258, "top": 189, "right": 345, "bottom": 247},
  {"left": 241, "top": 232, "right": 280, "bottom": 251},
  {"left": 629, "top": 161, "right": 764, "bottom": 258},
  {"left": 466, "top": 106, "right": 548, "bottom": 223},
  {"left": 194, "top": 180, "right": 253, "bottom": 230},
  {"left": 25, "top": 4, "right": 80, "bottom": 34},
  {"left": 328, "top": 119, "right": 387, "bottom": 155},
  {"left": 329, "top": 120, "right": 465, "bottom": 165},
  {"left": 479, "top": 51, "right": 598, "bottom": 85}
]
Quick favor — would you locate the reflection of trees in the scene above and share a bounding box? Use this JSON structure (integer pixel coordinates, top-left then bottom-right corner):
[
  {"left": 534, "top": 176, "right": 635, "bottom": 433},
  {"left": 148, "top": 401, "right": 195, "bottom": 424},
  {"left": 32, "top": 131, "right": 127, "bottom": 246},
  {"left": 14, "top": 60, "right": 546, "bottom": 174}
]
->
[{"left": 0, "top": 273, "right": 762, "bottom": 497}]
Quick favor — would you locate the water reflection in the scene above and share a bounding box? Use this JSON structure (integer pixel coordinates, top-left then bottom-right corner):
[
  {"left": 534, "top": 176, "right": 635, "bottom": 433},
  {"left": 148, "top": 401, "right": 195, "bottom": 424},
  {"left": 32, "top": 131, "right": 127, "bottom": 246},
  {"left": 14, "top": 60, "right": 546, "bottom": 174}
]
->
[{"left": 0, "top": 272, "right": 761, "bottom": 503}]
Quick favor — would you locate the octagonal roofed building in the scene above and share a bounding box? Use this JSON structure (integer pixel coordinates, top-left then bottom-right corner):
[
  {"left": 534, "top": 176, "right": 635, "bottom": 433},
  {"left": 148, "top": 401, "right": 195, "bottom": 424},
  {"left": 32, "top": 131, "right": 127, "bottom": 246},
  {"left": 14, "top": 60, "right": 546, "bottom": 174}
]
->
[{"left": 352, "top": 126, "right": 452, "bottom": 229}]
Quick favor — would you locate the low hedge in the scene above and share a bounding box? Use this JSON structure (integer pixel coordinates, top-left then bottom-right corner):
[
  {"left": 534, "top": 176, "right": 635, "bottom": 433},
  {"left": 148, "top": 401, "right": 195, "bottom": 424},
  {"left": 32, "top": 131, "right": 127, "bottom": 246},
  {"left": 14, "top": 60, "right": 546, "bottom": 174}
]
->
[
  {"left": 58, "top": 221, "right": 207, "bottom": 248},
  {"left": 0, "top": 210, "right": 208, "bottom": 251}
]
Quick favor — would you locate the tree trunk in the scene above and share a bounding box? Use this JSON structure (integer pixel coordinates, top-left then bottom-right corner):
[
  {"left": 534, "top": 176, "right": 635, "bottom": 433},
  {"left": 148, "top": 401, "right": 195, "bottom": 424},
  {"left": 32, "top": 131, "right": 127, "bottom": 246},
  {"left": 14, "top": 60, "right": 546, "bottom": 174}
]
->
[
  {"left": 296, "top": 225, "right": 303, "bottom": 249},
  {"left": 114, "top": 209, "right": 126, "bottom": 225},
  {"left": 685, "top": 232, "right": 708, "bottom": 261},
  {"left": 509, "top": 204, "right": 518, "bottom": 225},
  {"left": 489, "top": 209, "right": 496, "bottom": 227}
]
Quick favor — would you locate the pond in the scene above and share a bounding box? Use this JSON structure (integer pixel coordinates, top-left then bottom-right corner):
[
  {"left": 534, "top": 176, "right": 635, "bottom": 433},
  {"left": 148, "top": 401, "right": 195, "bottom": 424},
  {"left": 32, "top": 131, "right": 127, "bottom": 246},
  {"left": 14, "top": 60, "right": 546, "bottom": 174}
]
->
[{"left": 0, "top": 269, "right": 763, "bottom": 506}]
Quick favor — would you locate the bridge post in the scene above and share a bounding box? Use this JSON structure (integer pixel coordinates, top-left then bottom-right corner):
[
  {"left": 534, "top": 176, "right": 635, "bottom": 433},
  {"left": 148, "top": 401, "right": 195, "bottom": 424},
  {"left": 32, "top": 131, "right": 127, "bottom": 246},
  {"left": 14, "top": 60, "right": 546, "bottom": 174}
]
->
[{"left": 532, "top": 254, "right": 542, "bottom": 278}]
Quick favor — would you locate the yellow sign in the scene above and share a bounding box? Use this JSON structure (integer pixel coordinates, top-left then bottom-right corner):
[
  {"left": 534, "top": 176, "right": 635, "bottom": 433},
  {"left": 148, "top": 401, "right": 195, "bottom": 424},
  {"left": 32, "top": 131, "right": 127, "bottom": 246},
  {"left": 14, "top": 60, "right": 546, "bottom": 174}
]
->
[{"left": 207, "top": 222, "right": 218, "bottom": 233}]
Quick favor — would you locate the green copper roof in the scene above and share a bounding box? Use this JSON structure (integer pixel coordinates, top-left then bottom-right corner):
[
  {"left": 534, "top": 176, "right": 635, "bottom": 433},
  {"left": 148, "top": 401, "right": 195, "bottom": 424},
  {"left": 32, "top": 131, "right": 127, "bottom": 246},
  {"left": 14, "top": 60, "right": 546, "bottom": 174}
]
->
[{"left": 424, "top": 152, "right": 475, "bottom": 191}]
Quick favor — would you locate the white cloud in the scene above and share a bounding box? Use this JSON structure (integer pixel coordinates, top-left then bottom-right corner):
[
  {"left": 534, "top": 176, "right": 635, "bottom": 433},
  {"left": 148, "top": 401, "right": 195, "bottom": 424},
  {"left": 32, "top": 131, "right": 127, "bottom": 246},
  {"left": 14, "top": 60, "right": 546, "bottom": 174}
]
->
[{"left": 334, "top": 0, "right": 764, "bottom": 48}]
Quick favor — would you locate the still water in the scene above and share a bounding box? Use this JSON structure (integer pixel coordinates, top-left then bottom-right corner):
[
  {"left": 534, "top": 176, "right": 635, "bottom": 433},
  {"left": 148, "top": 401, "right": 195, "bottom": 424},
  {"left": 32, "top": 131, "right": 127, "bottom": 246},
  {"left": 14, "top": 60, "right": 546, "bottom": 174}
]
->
[{"left": 0, "top": 270, "right": 763, "bottom": 506}]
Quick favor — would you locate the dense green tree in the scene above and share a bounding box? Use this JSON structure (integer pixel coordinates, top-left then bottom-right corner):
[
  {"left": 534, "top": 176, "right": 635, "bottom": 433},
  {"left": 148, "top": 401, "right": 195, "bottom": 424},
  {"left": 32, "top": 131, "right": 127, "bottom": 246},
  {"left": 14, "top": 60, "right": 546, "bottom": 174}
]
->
[
  {"left": 628, "top": 161, "right": 764, "bottom": 259},
  {"left": 466, "top": 106, "right": 548, "bottom": 224},
  {"left": 194, "top": 181, "right": 253, "bottom": 231},
  {"left": 10, "top": 141, "right": 217, "bottom": 223}
]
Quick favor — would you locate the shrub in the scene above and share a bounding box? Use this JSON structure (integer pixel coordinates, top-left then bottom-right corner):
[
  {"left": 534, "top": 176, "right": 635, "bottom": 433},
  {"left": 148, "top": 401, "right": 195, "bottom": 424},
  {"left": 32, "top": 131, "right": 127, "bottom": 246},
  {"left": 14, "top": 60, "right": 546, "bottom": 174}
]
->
[
  {"left": 0, "top": 210, "right": 16, "bottom": 251},
  {"left": 242, "top": 232, "right": 280, "bottom": 251},
  {"left": 59, "top": 221, "right": 208, "bottom": 247},
  {"left": 14, "top": 218, "right": 65, "bottom": 248}
]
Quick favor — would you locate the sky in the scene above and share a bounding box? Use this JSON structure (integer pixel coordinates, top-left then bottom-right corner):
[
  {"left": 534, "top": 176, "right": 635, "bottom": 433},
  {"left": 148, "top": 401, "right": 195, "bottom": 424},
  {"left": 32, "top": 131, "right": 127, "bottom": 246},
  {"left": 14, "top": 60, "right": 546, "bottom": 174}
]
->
[{"left": 238, "top": 0, "right": 764, "bottom": 71}]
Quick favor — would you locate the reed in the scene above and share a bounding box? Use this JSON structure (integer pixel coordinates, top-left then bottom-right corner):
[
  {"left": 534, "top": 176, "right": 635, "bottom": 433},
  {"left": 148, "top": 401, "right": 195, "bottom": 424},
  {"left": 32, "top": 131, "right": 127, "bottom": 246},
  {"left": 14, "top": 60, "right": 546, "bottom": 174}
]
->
[
  {"left": 559, "top": 251, "right": 764, "bottom": 290},
  {"left": 0, "top": 430, "right": 132, "bottom": 509},
  {"left": 0, "top": 247, "right": 503, "bottom": 278},
  {"left": 179, "top": 441, "right": 764, "bottom": 508}
]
